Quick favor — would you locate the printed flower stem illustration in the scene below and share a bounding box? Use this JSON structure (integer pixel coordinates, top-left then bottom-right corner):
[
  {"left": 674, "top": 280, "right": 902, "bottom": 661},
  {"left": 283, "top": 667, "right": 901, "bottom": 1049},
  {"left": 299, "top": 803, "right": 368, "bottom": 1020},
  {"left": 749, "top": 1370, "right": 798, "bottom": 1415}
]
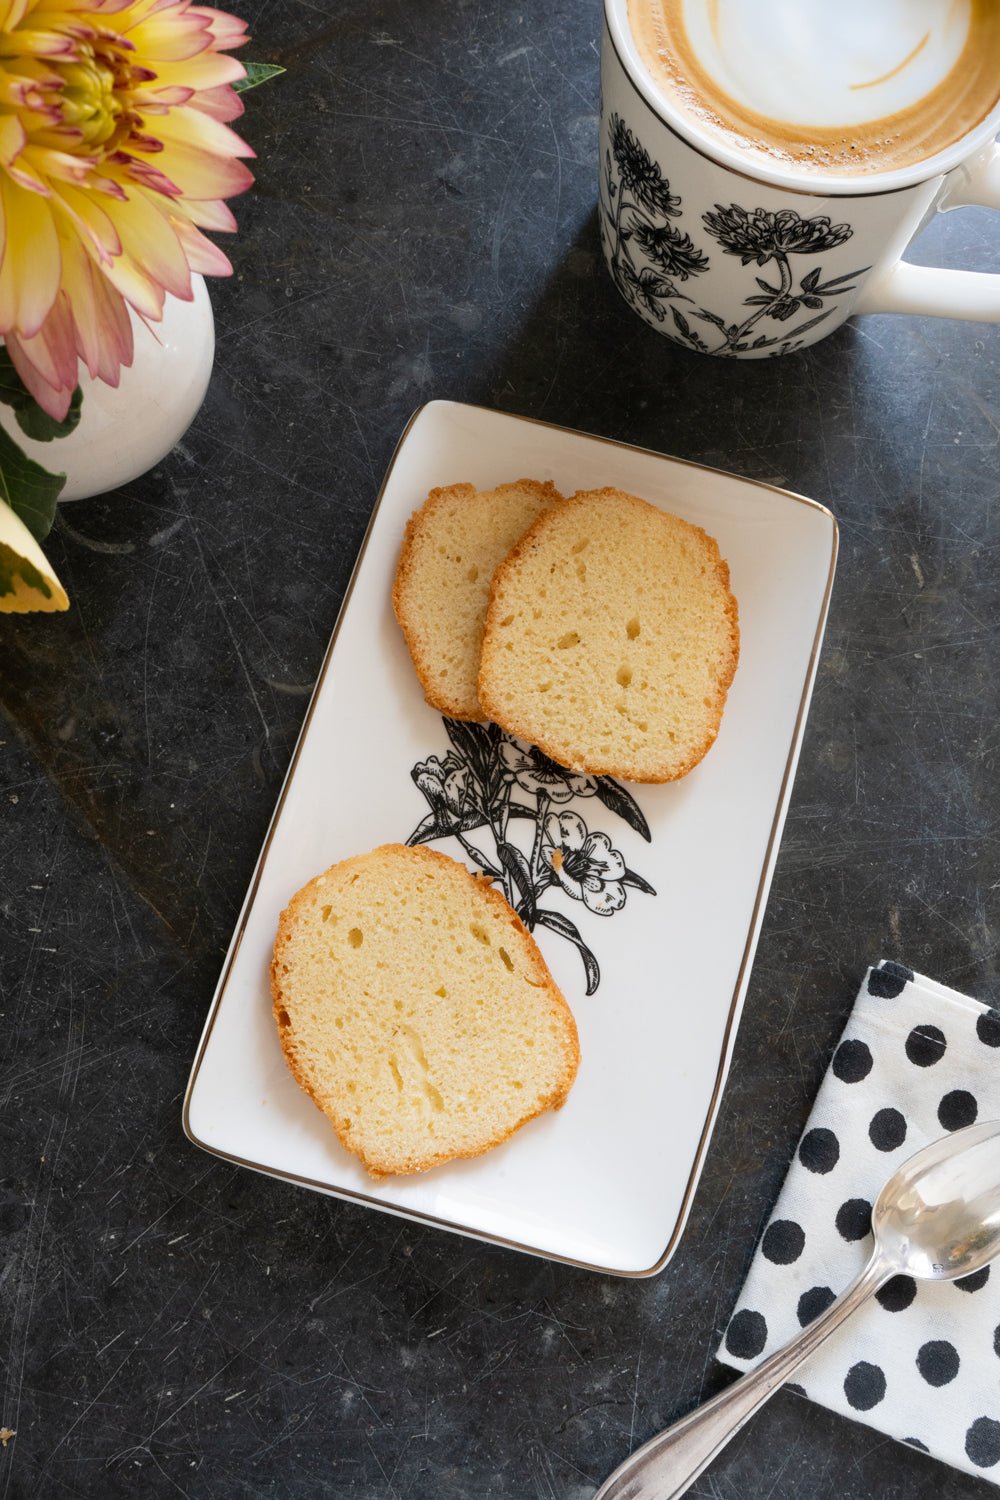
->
[
  {"left": 407, "top": 719, "right": 656, "bottom": 995},
  {"left": 687, "top": 204, "right": 870, "bottom": 355}
]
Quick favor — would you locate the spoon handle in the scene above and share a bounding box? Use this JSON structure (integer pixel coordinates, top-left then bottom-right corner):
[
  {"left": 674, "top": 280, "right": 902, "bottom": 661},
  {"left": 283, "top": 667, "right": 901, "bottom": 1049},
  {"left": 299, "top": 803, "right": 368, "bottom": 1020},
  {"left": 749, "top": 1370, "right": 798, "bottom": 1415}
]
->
[{"left": 594, "top": 1253, "right": 890, "bottom": 1500}]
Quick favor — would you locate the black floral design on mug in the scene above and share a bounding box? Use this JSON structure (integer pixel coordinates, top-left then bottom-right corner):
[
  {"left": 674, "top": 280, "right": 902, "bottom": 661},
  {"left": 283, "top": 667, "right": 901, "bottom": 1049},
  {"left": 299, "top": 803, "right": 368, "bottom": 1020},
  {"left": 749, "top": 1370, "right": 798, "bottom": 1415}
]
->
[
  {"left": 704, "top": 204, "right": 853, "bottom": 264},
  {"left": 687, "top": 203, "right": 869, "bottom": 354},
  {"left": 601, "top": 112, "right": 709, "bottom": 321},
  {"left": 407, "top": 718, "right": 656, "bottom": 994},
  {"left": 600, "top": 113, "right": 870, "bottom": 355},
  {"left": 609, "top": 112, "right": 682, "bottom": 218}
]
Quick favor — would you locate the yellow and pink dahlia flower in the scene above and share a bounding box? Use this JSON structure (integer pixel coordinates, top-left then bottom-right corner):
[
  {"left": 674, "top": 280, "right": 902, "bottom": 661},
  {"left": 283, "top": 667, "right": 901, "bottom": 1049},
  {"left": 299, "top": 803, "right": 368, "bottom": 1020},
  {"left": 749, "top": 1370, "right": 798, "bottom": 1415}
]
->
[{"left": 0, "top": 0, "right": 254, "bottom": 421}]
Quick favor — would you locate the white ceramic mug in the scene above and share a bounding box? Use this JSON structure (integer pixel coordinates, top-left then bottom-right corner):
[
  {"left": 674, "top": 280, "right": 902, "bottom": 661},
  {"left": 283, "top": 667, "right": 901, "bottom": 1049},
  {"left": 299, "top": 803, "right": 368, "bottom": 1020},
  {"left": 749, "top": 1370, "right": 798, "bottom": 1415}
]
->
[{"left": 600, "top": 0, "right": 1000, "bottom": 357}]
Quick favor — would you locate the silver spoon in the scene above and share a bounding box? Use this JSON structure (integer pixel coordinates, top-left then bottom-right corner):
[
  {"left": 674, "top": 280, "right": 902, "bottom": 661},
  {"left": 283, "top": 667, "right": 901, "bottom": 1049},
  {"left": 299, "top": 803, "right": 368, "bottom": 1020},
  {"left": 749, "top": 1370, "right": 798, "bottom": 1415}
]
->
[{"left": 595, "top": 1119, "right": 1000, "bottom": 1500}]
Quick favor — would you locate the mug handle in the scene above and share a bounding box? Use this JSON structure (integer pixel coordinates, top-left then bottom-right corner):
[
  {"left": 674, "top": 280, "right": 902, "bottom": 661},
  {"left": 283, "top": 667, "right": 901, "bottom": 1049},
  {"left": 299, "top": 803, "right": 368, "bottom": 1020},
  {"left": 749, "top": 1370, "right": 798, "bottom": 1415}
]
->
[{"left": 856, "top": 142, "right": 1000, "bottom": 322}]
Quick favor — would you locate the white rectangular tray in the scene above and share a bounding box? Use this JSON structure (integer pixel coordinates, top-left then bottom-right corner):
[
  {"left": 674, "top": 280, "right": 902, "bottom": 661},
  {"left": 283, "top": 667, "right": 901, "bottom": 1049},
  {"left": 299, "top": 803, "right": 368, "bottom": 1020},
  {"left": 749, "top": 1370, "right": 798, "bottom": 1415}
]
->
[{"left": 184, "top": 400, "right": 837, "bottom": 1276}]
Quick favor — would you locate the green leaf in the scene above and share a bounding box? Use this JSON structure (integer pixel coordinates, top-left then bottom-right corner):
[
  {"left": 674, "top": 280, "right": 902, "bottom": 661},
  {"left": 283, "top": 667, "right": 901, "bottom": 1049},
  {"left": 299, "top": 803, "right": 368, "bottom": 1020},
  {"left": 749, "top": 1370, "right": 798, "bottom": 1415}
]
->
[
  {"left": 0, "top": 496, "right": 68, "bottom": 611},
  {"left": 16, "top": 384, "right": 82, "bottom": 442},
  {"left": 0, "top": 424, "right": 65, "bottom": 541},
  {"left": 0, "top": 349, "right": 26, "bottom": 409},
  {"left": 0, "top": 541, "right": 53, "bottom": 604},
  {"left": 233, "top": 61, "right": 285, "bottom": 93},
  {"left": 0, "top": 349, "right": 82, "bottom": 441}
]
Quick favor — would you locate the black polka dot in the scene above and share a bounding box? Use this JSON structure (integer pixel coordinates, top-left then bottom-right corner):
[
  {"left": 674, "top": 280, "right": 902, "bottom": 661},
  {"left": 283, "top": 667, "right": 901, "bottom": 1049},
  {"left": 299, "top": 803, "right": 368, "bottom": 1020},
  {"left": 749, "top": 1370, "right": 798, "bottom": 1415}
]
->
[
  {"left": 762, "top": 1219, "right": 805, "bottom": 1265},
  {"left": 868, "top": 962, "right": 913, "bottom": 999},
  {"left": 916, "top": 1340, "right": 960, "bottom": 1387},
  {"left": 905, "top": 1024, "right": 946, "bottom": 1067},
  {"left": 966, "top": 1417, "right": 1000, "bottom": 1469},
  {"left": 938, "top": 1089, "right": 978, "bottom": 1131},
  {"left": 876, "top": 1275, "right": 916, "bottom": 1312},
  {"left": 868, "top": 1107, "right": 907, "bottom": 1152},
  {"left": 797, "top": 1286, "right": 835, "bottom": 1326},
  {"left": 832, "top": 1038, "right": 873, "bottom": 1083},
  {"left": 725, "top": 1309, "right": 767, "bottom": 1359},
  {"left": 903, "top": 1438, "right": 929, "bottom": 1453},
  {"left": 957, "top": 1266, "right": 991, "bottom": 1294},
  {"left": 844, "top": 1361, "right": 886, "bottom": 1410},
  {"left": 835, "top": 1198, "right": 872, "bottom": 1242},
  {"left": 993, "top": 1323, "right": 1000, "bottom": 1358},
  {"left": 977, "top": 1009, "right": 1000, "bottom": 1048},
  {"left": 799, "top": 1127, "right": 840, "bottom": 1175}
]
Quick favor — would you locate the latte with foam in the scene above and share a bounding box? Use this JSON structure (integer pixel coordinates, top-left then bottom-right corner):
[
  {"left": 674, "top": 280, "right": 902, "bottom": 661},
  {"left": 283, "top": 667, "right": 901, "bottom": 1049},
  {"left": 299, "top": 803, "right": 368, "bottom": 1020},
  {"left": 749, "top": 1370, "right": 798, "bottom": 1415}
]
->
[{"left": 626, "top": 0, "right": 1000, "bottom": 176}]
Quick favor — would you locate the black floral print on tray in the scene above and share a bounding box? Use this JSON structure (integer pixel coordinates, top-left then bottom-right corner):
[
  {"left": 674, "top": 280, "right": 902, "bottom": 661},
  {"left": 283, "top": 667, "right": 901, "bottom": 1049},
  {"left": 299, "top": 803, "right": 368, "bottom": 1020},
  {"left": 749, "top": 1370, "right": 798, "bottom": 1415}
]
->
[
  {"left": 600, "top": 111, "right": 870, "bottom": 356},
  {"left": 407, "top": 719, "right": 655, "bottom": 995}
]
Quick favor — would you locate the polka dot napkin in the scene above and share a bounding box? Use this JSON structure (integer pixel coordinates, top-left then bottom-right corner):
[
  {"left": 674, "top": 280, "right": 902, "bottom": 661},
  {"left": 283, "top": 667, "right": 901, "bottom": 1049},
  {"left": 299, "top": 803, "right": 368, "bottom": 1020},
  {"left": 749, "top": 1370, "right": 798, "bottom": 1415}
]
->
[{"left": 719, "top": 960, "right": 1000, "bottom": 1485}]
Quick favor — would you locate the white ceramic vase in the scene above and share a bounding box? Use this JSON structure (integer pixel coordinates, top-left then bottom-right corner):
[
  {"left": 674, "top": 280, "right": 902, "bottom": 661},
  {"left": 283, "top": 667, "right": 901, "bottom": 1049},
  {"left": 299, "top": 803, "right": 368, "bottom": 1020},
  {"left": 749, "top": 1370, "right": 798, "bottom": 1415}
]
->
[{"left": 0, "top": 274, "right": 215, "bottom": 501}]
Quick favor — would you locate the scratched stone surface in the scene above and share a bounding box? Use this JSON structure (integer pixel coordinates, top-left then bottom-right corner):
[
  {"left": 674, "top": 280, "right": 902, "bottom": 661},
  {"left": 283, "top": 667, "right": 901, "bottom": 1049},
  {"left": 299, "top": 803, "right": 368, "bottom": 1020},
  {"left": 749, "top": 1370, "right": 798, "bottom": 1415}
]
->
[{"left": 1, "top": 1, "right": 999, "bottom": 1496}]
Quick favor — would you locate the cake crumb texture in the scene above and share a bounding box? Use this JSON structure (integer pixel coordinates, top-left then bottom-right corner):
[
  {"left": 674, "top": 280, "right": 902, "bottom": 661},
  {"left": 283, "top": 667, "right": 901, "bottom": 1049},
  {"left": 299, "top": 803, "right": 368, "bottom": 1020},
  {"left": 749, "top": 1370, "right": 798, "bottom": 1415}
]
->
[
  {"left": 393, "top": 479, "right": 564, "bottom": 720},
  {"left": 271, "top": 843, "right": 580, "bottom": 1178},
  {"left": 478, "top": 487, "right": 740, "bottom": 782}
]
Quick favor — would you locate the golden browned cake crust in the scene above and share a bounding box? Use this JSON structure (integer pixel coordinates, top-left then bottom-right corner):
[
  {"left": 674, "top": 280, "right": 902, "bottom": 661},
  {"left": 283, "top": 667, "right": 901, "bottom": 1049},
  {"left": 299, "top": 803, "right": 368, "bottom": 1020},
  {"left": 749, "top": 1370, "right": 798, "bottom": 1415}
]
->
[
  {"left": 478, "top": 487, "right": 739, "bottom": 783},
  {"left": 392, "top": 480, "right": 564, "bottom": 720},
  {"left": 271, "top": 844, "right": 580, "bottom": 1178}
]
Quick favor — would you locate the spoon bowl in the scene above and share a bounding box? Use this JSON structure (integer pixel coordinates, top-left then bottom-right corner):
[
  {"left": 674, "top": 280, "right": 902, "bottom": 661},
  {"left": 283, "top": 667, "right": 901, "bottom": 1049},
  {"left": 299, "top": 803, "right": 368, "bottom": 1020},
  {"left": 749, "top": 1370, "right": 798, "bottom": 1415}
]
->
[
  {"left": 873, "top": 1120, "right": 1000, "bottom": 1280},
  {"left": 595, "top": 1119, "right": 1000, "bottom": 1500}
]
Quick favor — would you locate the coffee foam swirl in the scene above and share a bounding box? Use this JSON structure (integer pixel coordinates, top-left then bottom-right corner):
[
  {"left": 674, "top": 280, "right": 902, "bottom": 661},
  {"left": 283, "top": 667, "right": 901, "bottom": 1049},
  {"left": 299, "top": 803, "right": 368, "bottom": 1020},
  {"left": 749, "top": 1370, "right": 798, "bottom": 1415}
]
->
[{"left": 628, "top": 0, "right": 1000, "bottom": 176}]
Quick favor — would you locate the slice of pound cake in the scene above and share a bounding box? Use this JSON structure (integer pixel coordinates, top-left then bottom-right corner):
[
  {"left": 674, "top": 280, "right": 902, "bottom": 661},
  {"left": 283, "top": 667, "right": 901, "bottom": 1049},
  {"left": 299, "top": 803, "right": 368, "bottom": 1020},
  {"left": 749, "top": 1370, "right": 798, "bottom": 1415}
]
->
[
  {"left": 271, "top": 844, "right": 580, "bottom": 1178},
  {"left": 478, "top": 487, "right": 740, "bottom": 783},
  {"left": 392, "top": 479, "right": 564, "bottom": 720}
]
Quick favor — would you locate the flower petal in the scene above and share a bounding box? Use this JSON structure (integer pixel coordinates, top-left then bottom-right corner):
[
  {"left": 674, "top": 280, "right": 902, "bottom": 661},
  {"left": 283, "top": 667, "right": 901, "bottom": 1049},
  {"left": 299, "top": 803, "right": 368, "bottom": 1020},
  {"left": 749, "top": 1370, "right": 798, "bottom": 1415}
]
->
[
  {"left": 0, "top": 0, "right": 32, "bottom": 30},
  {"left": 5, "top": 294, "right": 78, "bottom": 418},
  {"left": 155, "top": 98, "right": 254, "bottom": 159},
  {"left": 443, "top": 767, "right": 466, "bottom": 815},
  {"left": 553, "top": 810, "right": 587, "bottom": 851},
  {"left": 553, "top": 869, "right": 585, "bottom": 902},
  {"left": 166, "top": 218, "right": 230, "bottom": 274},
  {"left": 581, "top": 832, "right": 626, "bottom": 882},
  {"left": 167, "top": 193, "right": 237, "bottom": 231},
  {"left": 59, "top": 232, "right": 133, "bottom": 381},
  {"left": 121, "top": 11, "right": 215, "bottom": 61},
  {"left": 583, "top": 881, "right": 626, "bottom": 916},
  {"left": 0, "top": 176, "right": 61, "bottom": 335},
  {"left": 0, "top": 111, "right": 26, "bottom": 170},
  {"left": 540, "top": 812, "right": 563, "bottom": 852},
  {"left": 567, "top": 773, "right": 597, "bottom": 798},
  {"left": 189, "top": 4, "right": 248, "bottom": 49},
  {"left": 499, "top": 739, "right": 532, "bottom": 774},
  {"left": 1, "top": 0, "right": 254, "bottom": 404},
  {"left": 187, "top": 80, "right": 244, "bottom": 122},
  {"left": 147, "top": 47, "right": 244, "bottom": 90},
  {"left": 150, "top": 131, "right": 253, "bottom": 198}
]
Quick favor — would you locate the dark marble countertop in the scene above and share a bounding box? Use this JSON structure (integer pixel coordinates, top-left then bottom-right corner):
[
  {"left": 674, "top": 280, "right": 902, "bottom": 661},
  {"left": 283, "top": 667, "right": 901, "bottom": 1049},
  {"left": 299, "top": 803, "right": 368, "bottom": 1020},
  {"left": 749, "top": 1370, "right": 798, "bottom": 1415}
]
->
[{"left": 2, "top": 3, "right": 999, "bottom": 1496}]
